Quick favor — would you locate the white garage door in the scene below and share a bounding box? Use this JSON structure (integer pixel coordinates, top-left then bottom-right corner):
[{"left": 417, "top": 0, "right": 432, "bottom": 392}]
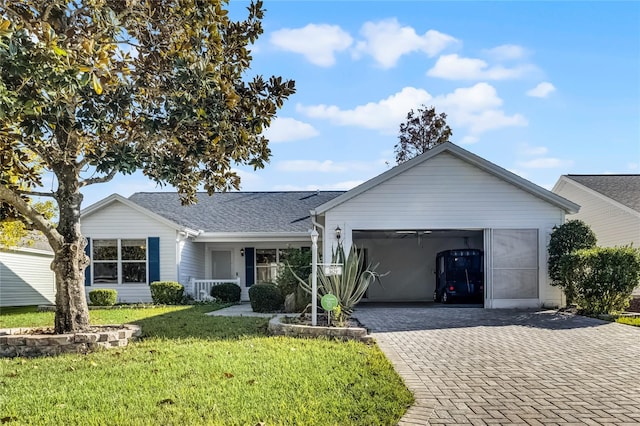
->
[{"left": 486, "top": 229, "right": 538, "bottom": 307}]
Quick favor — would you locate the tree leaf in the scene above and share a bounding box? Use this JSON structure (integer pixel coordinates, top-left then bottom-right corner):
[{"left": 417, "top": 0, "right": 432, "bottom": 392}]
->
[{"left": 92, "top": 73, "right": 103, "bottom": 95}]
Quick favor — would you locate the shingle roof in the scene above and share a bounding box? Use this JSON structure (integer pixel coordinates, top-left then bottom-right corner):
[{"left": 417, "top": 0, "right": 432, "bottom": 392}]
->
[
  {"left": 566, "top": 174, "right": 640, "bottom": 213},
  {"left": 128, "top": 191, "right": 345, "bottom": 233}
]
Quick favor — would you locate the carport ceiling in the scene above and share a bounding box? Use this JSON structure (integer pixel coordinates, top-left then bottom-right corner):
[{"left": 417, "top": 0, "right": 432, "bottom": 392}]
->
[{"left": 353, "top": 229, "right": 482, "bottom": 239}]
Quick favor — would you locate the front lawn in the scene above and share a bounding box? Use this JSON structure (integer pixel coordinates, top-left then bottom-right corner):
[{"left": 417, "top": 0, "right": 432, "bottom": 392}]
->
[{"left": 1, "top": 305, "right": 412, "bottom": 425}]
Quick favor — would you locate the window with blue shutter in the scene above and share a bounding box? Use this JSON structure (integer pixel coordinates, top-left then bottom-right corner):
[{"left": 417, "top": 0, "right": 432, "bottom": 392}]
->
[
  {"left": 148, "top": 237, "right": 160, "bottom": 284},
  {"left": 84, "top": 237, "right": 91, "bottom": 286},
  {"left": 245, "top": 247, "right": 255, "bottom": 287}
]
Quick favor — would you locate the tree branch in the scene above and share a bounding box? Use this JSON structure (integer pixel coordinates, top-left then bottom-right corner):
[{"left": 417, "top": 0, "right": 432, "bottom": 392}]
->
[
  {"left": 80, "top": 169, "right": 118, "bottom": 187},
  {"left": 17, "top": 189, "right": 56, "bottom": 198},
  {"left": 0, "top": 186, "right": 62, "bottom": 251}
]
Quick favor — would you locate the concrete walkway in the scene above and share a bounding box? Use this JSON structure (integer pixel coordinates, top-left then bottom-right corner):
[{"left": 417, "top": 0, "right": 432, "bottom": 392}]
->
[
  {"left": 206, "top": 303, "right": 281, "bottom": 318},
  {"left": 353, "top": 305, "right": 640, "bottom": 425}
]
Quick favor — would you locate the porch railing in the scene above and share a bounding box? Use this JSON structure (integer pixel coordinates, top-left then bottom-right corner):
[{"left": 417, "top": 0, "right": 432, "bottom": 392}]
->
[{"left": 188, "top": 278, "right": 241, "bottom": 301}]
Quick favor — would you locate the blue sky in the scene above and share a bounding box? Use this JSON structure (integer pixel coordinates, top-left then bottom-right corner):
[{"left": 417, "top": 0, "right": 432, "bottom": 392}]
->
[{"left": 82, "top": 1, "right": 640, "bottom": 207}]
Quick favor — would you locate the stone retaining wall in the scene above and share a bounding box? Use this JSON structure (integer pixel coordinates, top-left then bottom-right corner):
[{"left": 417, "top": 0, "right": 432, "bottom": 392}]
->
[
  {"left": 0, "top": 324, "right": 141, "bottom": 357},
  {"left": 268, "top": 316, "right": 373, "bottom": 343}
]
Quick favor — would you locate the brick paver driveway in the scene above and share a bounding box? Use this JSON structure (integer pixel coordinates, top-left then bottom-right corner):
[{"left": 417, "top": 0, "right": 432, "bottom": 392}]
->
[{"left": 353, "top": 305, "right": 640, "bottom": 425}]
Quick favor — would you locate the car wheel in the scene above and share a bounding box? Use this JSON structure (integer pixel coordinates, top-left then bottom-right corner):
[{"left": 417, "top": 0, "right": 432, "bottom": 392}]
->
[{"left": 442, "top": 292, "right": 449, "bottom": 304}]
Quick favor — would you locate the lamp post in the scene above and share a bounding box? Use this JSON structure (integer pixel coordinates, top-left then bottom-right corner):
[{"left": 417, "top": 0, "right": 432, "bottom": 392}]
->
[{"left": 310, "top": 228, "right": 319, "bottom": 326}]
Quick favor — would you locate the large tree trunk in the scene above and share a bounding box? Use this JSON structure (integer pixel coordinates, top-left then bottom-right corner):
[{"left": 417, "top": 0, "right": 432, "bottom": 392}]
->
[
  {"left": 52, "top": 170, "right": 90, "bottom": 334},
  {"left": 53, "top": 240, "right": 90, "bottom": 333}
]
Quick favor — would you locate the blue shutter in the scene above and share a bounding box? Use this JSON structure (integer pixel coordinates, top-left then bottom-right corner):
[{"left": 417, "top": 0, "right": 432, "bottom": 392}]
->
[
  {"left": 84, "top": 237, "right": 91, "bottom": 286},
  {"left": 148, "top": 237, "right": 160, "bottom": 284},
  {"left": 245, "top": 247, "right": 255, "bottom": 287}
]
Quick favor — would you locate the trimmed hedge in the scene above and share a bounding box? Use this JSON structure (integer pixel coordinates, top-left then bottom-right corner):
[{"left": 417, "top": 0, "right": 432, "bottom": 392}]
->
[
  {"left": 88, "top": 289, "right": 117, "bottom": 306},
  {"left": 210, "top": 282, "right": 241, "bottom": 303},
  {"left": 249, "top": 283, "right": 284, "bottom": 313},
  {"left": 563, "top": 246, "right": 640, "bottom": 314},
  {"left": 150, "top": 281, "right": 184, "bottom": 305}
]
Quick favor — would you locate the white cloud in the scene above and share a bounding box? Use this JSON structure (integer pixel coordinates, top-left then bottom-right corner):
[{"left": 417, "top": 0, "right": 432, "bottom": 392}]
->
[
  {"left": 526, "top": 82, "right": 556, "bottom": 98},
  {"left": 274, "top": 180, "right": 364, "bottom": 191},
  {"left": 298, "top": 83, "right": 528, "bottom": 140},
  {"left": 457, "top": 109, "right": 527, "bottom": 134},
  {"left": 627, "top": 162, "right": 639, "bottom": 170},
  {"left": 427, "top": 54, "right": 536, "bottom": 80},
  {"left": 270, "top": 24, "right": 353, "bottom": 67},
  {"left": 483, "top": 44, "right": 527, "bottom": 61},
  {"left": 276, "top": 160, "right": 376, "bottom": 173},
  {"left": 436, "top": 83, "right": 527, "bottom": 136},
  {"left": 297, "top": 86, "right": 432, "bottom": 133},
  {"left": 264, "top": 117, "right": 318, "bottom": 143},
  {"left": 460, "top": 135, "right": 479, "bottom": 144},
  {"left": 521, "top": 144, "right": 549, "bottom": 156},
  {"left": 518, "top": 158, "right": 574, "bottom": 169},
  {"left": 438, "top": 82, "right": 503, "bottom": 112},
  {"left": 354, "top": 19, "right": 458, "bottom": 68}
]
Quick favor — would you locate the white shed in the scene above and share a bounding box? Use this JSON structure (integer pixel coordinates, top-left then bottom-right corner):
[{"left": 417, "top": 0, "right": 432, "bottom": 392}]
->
[
  {"left": 0, "top": 247, "right": 56, "bottom": 307},
  {"left": 312, "top": 143, "right": 579, "bottom": 309}
]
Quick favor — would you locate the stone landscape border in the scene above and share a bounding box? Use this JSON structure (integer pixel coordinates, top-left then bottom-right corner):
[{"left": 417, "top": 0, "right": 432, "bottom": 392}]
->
[
  {"left": 0, "top": 324, "right": 141, "bottom": 357},
  {"left": 268, "top": 315, "right": 373, "bottom": 343}
]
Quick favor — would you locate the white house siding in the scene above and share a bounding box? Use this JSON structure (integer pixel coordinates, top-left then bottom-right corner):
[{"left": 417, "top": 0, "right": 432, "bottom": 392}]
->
[
  {"left": 178, "top": 238, "right": 205, "bottom": 286},
  {"left": 0, "top": 248, "right": 55, "bottom": 307},
  {"left": 553, "top": 181, "right": 640, "bottom": 248},
  {"left": 81, "top": 200, "right": 178, "bottom": 303},
  {"left": 354, "top": 234, "right": 483, "bottom": 302},
  {"left": 323, "top": 152, "right": 566, "bottom": 308}
]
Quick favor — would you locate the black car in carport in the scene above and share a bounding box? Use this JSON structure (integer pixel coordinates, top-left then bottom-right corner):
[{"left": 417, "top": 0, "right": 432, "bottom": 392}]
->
[{"left": 434, "top": 249, "right": 484, "bottom": 303}]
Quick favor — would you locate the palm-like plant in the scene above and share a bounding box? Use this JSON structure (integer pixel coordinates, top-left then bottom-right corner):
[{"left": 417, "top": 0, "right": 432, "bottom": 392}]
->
[{"left": 292, "top": 244, "right": 383, "bottom": 319}]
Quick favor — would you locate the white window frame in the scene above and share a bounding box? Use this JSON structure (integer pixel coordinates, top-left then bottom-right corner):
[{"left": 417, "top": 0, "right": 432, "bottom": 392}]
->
[
  {"left": 91, "top": 238, "right": 148, "bottom": 285},
  {"left": 255, "top": 248, "right": 284, "bottom": 284}
]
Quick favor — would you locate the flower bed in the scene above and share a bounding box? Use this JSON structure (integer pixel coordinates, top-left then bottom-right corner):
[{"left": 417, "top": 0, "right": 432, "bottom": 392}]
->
[{"left": 0, "top": 324, "right": 141, "bottom": 358}]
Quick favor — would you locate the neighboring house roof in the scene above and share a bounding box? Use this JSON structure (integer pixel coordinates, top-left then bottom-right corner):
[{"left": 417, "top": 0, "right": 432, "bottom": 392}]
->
[
  {"left": 313, "top": 142, "right": 580, "bottom": 215},
  {"left": 127, "top": 191, "right": 345, "bottom": 233},
  {"left": 562, "top": 174, "right": 640, "bottom": 213}
]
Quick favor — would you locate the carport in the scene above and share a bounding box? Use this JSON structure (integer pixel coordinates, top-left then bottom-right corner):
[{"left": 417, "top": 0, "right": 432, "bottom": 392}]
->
[{"left": 310, "top": 143, "right": 579, "bottom": 309}]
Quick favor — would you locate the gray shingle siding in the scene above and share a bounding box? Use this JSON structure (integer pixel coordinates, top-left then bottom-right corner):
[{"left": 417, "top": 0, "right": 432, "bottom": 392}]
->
[
  {"left": 128, "top": 191, "right": 345, "bottom": 233},
  {"left": 566, "top": 175, "right": 640, "bottom": 213}
]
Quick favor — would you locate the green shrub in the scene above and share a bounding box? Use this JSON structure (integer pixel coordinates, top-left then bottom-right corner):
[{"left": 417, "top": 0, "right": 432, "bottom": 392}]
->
[
  {"left": 150, "top": 281, "right": 184, "bottom": 305},
  {"left": 210, "top": 282, "right": 241, "bottom": 303},
  {"left": 88, "top": 289, "right": 117, "bottom": 306},
  {"left": 249, "top": 283, "right": 284, "bottom": 313},
  {"left": 548, "top": 220, "right": 597, "bottom": 304},
  {"left": 276, "top": 248, "right": 312, "bottom": 296},
  {"left": 563, "top": 246, "right": 640, "bottom": 314},
  {"left": 276, "top": 248, "right": 312, "bottom": 311}
]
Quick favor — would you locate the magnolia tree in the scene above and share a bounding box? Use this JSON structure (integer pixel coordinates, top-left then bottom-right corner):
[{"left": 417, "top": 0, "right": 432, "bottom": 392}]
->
[{"left": 0, "top": 0, "right": 295, "bottom": 333}]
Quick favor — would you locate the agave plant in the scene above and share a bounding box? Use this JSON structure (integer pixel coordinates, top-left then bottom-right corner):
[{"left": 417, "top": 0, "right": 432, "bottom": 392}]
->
[{"left": 291, "top": 244, "right": 384, "bottom": 319}]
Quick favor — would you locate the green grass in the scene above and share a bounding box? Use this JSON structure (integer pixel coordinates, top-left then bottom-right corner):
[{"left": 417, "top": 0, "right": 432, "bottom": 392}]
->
[
  {"left": 1, "top": 305, "right": 413, "bottom": 425},
  {"left": 616, "top": 316, "right": 640, "bottom": 327}
]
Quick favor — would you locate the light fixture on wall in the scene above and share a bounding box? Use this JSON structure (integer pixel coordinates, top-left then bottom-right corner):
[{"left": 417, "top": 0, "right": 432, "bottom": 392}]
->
[
  {"left": 240, "top": 248, "right": 245, "bottom": 257},
  {"left": 335, "top": 226, "right": 342, "bottom": 241}
]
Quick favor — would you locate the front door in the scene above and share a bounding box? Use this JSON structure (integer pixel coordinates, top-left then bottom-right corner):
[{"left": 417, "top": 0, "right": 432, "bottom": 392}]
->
[{"left": 211, "top": 251, "right": 232, "bottom": 279}]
